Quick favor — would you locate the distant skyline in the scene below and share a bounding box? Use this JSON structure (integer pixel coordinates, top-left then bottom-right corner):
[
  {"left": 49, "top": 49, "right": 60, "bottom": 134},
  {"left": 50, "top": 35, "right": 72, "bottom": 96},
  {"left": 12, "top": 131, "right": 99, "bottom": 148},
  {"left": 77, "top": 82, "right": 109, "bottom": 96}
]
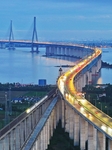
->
[{"left": 0, "top": 0, "right": 112, "bottom": 41}]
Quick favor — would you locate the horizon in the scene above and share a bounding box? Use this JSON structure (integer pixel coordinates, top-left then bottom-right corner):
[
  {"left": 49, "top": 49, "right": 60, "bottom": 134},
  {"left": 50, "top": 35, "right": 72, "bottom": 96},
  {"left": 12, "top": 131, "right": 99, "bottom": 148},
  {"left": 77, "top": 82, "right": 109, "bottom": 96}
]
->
[{"left": 0, "top": 1, "right": 112, "bottom": 41}]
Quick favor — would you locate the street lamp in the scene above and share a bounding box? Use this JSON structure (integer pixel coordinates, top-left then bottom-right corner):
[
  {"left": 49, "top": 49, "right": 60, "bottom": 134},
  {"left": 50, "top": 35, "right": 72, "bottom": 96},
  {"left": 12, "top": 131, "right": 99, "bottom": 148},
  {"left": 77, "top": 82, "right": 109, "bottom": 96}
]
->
[
  {"left": 9, "top": 86, "right": 12, "bottom": 115},
  {"left": 5, "top": 92, "right": 9, "bottom": 125}
]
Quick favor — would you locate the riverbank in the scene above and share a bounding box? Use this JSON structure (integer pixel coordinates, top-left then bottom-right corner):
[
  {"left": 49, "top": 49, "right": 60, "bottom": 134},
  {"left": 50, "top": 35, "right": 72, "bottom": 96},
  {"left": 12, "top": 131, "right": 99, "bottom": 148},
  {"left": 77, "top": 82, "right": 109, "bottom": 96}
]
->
[{"left": 102, "top": 61, "right": 112, "bottom": 69}]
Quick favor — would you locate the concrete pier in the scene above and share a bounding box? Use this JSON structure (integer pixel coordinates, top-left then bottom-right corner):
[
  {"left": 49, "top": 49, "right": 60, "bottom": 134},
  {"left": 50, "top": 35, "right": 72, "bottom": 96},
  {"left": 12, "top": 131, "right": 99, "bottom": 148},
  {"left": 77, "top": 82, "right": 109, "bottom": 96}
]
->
[{"left": 0, "top": 45, "right": 112, "bottom": 150}]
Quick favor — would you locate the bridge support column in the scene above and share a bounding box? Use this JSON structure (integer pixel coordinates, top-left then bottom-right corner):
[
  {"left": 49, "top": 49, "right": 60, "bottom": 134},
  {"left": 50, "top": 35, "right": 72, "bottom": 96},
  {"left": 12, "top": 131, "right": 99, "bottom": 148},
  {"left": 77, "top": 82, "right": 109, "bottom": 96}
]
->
[
  {"left": 85, "top": 121, "right": 88, "bottom": 142},
  {"left": 10, "top": 130, "right": 14, "bottom": 149},
  {"left": 35, "top": 108, "right": 40, "bottom": 124},
  {"left": 53, "top": 47, "right": 57, "bottom": 55},
  {"left": 26, "top": 118, "right": 29, "bottom": 139},
  {"left": 11, "top": 130, "right": 14, "bottom": 149},
  {"left": 88, "top": 123, "right": 94, "bottom": 150},
  {"left": 33, "top": 111, "right": 36, "bottom": 127},
  {"left": 57, "top": 98, "right": 61, "bottom": 122},
  {"left": 76, "top": 48, "right": 82, "bottom": 58},
  {"left": 69, "top": 108, "right": 74, "bottom": 139},
  {"left": 73, "top": 48, "right": 77, "bottom": 57},
  {"left": 56, "top": 47, "right": 59, "bottom": 55},
  {"left": 69, "top": 48, "right": 72, "bottom": 57},
  {"left": 53, "top": 108, "right": 56, "bottom": 131},
  {"left": 65, "top": 103, "right": 69, "bottom": 133},
  {"left": 47, "top": 118, "right": 50, "bottom": 147},
  {"left": 78, "top": 74, "right": 83, "bottom": 92},
  {"left": 40, "top": 128, "right": 44, "bottom": 150},
  {"left": 66, "top": 47, "right": 70, "bottom": 56},
  {"left": 27, "top": 115, "right": 32, "bottom": 137},
  {"left": 47, "top": 46, "right": 52, "bottom": 56},
  {"left": 64, "top": 47, "right": 67, "bottom": 55},
  {"left": 42, "top": 102, "right": 46, "bottom": 115},
  {"left": 80, "top": 117, "right": 86, "bottom": 150},
  {"left": 97, "top": 131, "right": 106, "bottom": 150},
  {"left": 62, "top": 47, "right": 65, "bottom": 55},
  {"left": 20, "top": 121, "right": 25, "bottom": 147},
  {"left": 37, "top": 134, "right": 41, "bottom": 150},
  {"left": 56, "top": 100, "right": 60, "bottom": 125},
  {"left": 25, "top": 119, "right": 27, "bottom": 141},
  {"left": 0, "top": 43, "right": 5, "bottom": 49},
  {"left": 31, "top": 114, "right": 33, "bottom": 131},
  {"left": 50, "top": 110, "right": 54, "bottom": 137},
  {"left": 93, "top": 128, "right": 97, "bottom": 150},
  {"left": 44, "top": 123, "right": 48, "bottom": 150},
  {"left": 15, "top": 125, "right": 21, "bottom": 149},
  {"left": 108, "top": 139, "right": 112, "bottom": 150},
  {"left": 74, "top": 111, "right": 80, "bottom": 146},
  {"left": 88, "top": 69, "right": 92, "bottom": 84},
  {"left": 82, "top": 73, "right": 86, "bottom": 89},
  {"left": 51, "top": 47, "right": 54, "bottom": 55},
  {"left": 46, "top": 47, "right": 50, "bottom": 56},
  {"left": 61, "top": 99, "right": 65, "bottom": 128},
  {"left": 31, "top": 46, "right": 39, "bottom": 53},
  {"left": 71, "top": 48, "right": 74, "bottom": 57},
  {"left": 58, "top": 47, "right": 61, "bottom": 55},
  {"left": 97, "top": 58, "right": 101, "bottom": 71},
  {"left": 0, "top": 138, "right": 5, "bottom": 149},
  {"left": 72, "top": 48, "right": 74, "bottom": 57},
  {"left": 91, "top": 64, "right": 98, "bottom": 84},
  {"left": 4, "top": 134, "right": 9, "bottom": 149}
]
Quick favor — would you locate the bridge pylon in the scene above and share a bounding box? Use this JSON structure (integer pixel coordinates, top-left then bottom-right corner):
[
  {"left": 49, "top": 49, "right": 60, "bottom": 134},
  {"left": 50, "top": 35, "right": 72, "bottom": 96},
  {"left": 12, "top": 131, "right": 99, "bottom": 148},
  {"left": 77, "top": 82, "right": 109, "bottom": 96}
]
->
[
  {"left": 31, "top": 17, "right": 39, "bottom": 52},
  {"left": 8, "top": 20, "right": 15, "bottom": 50}
]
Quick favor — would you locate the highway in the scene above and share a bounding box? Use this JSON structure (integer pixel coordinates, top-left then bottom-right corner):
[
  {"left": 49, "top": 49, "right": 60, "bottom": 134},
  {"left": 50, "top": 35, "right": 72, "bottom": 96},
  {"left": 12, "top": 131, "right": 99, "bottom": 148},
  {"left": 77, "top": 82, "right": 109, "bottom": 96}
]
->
[
  {"left": 57, "top": 47, "right": 112, "bottom": 139},
  {"left": 0, "top": 39, "right": 84, "bottom": 48}
]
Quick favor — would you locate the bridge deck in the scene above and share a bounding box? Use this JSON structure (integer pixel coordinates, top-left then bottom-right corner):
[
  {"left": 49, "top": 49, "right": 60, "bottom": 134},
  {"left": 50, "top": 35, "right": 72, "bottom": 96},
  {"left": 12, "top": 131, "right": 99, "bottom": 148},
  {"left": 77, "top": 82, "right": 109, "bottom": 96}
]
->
[{"left": 22, "top": 96, "right": 58, "bottom": 150}]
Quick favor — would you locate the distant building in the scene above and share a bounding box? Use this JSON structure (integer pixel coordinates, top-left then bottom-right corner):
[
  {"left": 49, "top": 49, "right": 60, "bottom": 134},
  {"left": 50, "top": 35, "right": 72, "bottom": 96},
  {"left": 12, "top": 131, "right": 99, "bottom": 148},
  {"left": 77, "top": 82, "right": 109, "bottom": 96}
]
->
[
  {"left": 38, "top": 79, "right": 46, "bottom": 86},
  {"left": 12, "top": 98, "right": 23, "bottom": 103}
]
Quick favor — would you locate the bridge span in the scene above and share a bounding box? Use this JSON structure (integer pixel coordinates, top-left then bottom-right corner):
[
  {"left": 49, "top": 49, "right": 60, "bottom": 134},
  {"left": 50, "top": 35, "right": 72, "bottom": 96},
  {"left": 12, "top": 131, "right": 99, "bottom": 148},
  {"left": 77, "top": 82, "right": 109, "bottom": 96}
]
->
[
  {"left": 0, "top": 43, "right": 112, "bottom": 150},
  {"left": 0, "top": 40, "right": 93, "bottom": 60}
]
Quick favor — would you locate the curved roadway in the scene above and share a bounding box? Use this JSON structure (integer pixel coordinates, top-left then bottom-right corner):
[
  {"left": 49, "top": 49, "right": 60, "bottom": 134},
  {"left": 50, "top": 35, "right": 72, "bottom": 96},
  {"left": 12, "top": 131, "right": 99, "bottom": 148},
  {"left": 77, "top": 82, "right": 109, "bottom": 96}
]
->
[{"left": 57, "top": 46, "right": 112, "bottom": 140}]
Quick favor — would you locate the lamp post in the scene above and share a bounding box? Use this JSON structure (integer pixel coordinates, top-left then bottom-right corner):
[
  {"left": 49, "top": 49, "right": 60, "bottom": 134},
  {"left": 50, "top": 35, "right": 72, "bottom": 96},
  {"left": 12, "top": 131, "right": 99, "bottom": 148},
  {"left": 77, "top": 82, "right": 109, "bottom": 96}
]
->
[
  {"left": 59, "top": 67, "right": 62, "bottom": 76},
  {"left": 9, "top": 86, "right": 12, "bottom": 115},
  {"left": 5, "top": 92, "right": 9, "bottom": 125}
]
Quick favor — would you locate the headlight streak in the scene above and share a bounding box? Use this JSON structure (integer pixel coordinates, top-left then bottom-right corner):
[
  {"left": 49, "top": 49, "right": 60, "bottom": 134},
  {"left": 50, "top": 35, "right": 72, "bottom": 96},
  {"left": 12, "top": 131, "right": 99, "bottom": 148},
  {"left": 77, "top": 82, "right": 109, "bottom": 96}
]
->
[
  {"left": 26, "top": 95, "right": 48, "bottom": 114},
  {"left": 57, "top": 47, "right": 112, "bottom": 136}
]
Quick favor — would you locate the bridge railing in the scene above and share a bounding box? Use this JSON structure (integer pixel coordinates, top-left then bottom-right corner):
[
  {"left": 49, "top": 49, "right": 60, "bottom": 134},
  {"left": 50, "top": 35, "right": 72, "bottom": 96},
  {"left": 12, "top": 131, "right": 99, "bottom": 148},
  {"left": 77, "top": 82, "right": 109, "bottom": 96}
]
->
[
  {"left": 0, "top": 87, "right": 57, "bottom": 150},
  {"left": 22, "top": 96, "right": 60, "bottom": 150}
]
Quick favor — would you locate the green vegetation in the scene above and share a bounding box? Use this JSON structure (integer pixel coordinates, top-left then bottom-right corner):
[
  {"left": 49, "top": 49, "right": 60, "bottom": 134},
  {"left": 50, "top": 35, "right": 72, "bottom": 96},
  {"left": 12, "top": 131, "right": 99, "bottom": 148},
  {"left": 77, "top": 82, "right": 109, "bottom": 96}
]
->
[
  {"left": 0, "top": 83, "right": 55, "bottom": 129},
  {"left": 0, "top": 82, "right": 53, "bottom": 92},
  {"left": 47, "top": 120, "right": 80, "bottom": 150},
  {"left": 23, "top": 91, "right": 48, "bottom": 97},
  {"left": 82, "top": 84, "right": 112, "bottom": 117}
]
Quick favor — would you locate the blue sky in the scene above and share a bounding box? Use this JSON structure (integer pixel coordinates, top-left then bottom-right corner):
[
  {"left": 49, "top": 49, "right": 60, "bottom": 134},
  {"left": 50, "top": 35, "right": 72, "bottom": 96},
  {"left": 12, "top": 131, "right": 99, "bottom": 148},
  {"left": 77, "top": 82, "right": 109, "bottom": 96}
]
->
[{"left": 0, "top": 0, "right": 112, "bottom": 41}]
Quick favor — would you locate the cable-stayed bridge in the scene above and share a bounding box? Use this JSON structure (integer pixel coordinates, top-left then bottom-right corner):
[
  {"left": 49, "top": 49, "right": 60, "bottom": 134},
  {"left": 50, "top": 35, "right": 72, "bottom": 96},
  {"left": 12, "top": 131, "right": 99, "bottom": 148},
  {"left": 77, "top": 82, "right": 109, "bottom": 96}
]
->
[{"left": 0, "top": 17, "right": 112, "bottom": 150}]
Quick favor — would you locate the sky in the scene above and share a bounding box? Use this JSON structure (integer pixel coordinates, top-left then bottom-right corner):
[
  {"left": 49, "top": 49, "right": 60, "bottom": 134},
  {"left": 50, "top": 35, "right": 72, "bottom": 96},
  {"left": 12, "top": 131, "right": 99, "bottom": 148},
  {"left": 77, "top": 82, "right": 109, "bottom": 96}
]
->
[{"left": 0, "top": 0, "right": 112, "bottom": 41}]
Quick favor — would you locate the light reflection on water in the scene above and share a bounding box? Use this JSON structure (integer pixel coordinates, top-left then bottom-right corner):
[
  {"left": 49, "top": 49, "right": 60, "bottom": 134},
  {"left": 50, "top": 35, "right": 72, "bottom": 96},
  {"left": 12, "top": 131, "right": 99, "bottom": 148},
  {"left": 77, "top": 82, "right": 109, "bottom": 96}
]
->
[
  {"left": 99, "top": 48, "right": 112, "bottom": 84},
  {"left": 0, "top": 47, "right": 112, "bottom": 85},
  {"left": 0, "top": 47, "right": 77, "bottom": 85}
]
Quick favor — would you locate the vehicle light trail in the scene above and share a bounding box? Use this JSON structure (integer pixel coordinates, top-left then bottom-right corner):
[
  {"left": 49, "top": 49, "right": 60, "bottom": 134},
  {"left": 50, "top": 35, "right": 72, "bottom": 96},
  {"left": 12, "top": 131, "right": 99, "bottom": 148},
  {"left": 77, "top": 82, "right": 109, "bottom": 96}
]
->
[{"left": 57, "top": 47, "right": 112, "bottom": 138}]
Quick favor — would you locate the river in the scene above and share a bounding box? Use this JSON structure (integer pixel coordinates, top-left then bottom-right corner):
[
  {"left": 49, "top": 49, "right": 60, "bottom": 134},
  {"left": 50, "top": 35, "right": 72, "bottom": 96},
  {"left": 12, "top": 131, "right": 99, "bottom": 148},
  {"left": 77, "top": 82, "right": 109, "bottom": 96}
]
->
[
  {"left": 0, "top": 47, "right": 112, "bottom": 85},
  {"left": 98, "top": 48, "right": 112, "bottom": 84}
]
